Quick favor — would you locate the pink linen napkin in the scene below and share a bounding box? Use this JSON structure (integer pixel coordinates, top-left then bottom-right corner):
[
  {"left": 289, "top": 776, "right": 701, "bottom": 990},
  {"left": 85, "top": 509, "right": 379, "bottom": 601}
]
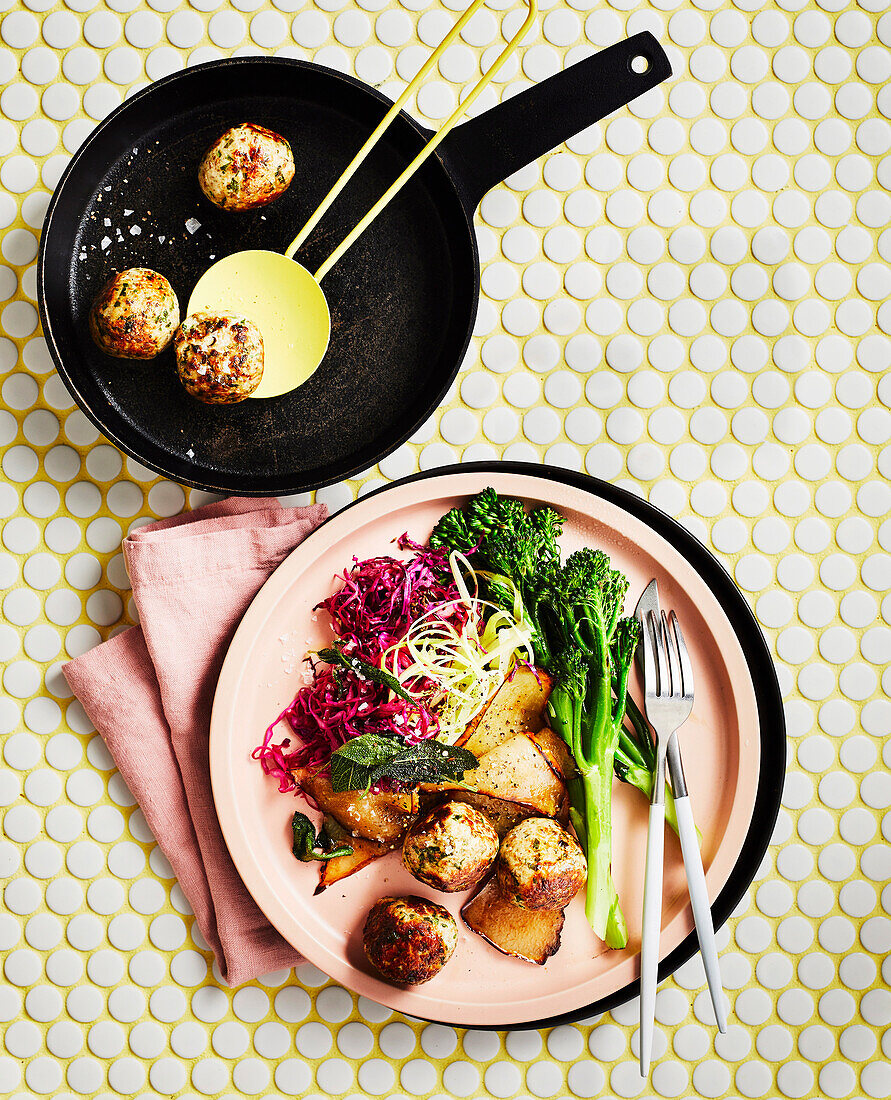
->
[{"left": 63, "top": 496, "right": 327, "bottom": 986}]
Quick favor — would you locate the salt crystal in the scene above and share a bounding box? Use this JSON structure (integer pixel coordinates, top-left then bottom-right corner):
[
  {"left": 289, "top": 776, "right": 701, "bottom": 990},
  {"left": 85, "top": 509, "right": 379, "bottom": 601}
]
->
[
  {"left": 123, "top": 209, "right": 133, "bottom": 216},
  {"left": 185, "top": 218, "right": 201, "bottom": 234},
  {"left": 100, "top": 236, "right": 111, "bottom": 249},
  {"left": 158, "top": 236, "right": 166, "bottom": 244},
  {"left": 103, "top": 218, "right": 111, "bottom": 227},
  {"left": 129, "top": 225, "right": 141, "bottom": 235}
]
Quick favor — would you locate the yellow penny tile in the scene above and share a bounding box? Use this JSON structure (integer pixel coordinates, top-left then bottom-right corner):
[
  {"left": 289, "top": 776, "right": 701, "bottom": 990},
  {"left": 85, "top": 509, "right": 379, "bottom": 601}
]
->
[{"left": 0, "top": 0, "right": 889, "bottom": 1097}]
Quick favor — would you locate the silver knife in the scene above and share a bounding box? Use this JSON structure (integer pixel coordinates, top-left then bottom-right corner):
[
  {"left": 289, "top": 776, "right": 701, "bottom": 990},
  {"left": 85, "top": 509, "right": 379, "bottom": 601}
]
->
[{"left": 634, "top": 579, "right": 727, "bottom": 1034}]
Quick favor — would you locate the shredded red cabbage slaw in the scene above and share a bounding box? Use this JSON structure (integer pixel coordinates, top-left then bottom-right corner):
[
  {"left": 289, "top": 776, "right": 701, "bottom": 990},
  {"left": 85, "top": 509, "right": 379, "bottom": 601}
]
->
[{"left": 253, "top": 536, "right": 466, "bottom": 791}]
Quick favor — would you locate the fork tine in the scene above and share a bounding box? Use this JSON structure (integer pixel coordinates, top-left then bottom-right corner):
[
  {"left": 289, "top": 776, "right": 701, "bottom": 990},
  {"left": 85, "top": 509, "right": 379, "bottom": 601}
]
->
[
  {"left": 670, "top": 610, "right": 694, "bottom": 699},
  {"left": 651, "top": 610, "right": 670, "bottom": 698},
  {"left": 662, "top": 610, "right": 682, "bottom": 700},
  {"left": 641, "top": 607, "right": 658, "bottom": 698}
]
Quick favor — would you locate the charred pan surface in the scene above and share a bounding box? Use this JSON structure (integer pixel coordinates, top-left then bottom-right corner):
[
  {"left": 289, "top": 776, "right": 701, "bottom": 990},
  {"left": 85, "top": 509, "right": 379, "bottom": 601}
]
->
[
  {"left": 496, "top": 817, "right": 587, "bottom": 911},
  {"left": 89, "top": 268, "right": 180, "bottom": 359},
  {"left": 199, "top": 123, "right": 295, "bottom": 212},
  {"left": 174, "top": 311, "right": 264, "bottom": 404},
  {"left": 363, "top": 895, "right": 458, "bottom": 984},
  {"left": 403, "top": 801, "right": 499, "bottom": 892}
]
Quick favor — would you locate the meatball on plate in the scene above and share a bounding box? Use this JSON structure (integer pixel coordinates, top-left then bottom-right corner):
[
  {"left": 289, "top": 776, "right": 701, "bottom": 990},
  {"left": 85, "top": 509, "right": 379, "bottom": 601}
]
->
[
  {"left": 403, "top": 801, "right": 499, "bottom": 892},
  {"left": 198, "top": 123, "right": 295, "bottom": 212},
  {"left": 89, "top": 268, "right": 179, "bottom": 359},
  {"left": 497, "top": 818, "right": 587, "bottom": 911},
  {"left": 363, "top": 896, "right": 458, "bottom": 985}
]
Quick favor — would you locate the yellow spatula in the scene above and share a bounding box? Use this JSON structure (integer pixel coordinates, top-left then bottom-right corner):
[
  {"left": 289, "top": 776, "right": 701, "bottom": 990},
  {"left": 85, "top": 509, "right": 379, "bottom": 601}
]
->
[{"left": 188, "top": 0, "right": 537, "bottom": 400}]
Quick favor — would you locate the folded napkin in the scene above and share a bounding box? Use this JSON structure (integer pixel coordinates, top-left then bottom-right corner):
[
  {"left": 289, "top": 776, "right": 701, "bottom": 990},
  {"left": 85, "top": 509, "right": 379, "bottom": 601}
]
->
[{"left": 64, "top": 496, "right": 328, "bottom": 986}]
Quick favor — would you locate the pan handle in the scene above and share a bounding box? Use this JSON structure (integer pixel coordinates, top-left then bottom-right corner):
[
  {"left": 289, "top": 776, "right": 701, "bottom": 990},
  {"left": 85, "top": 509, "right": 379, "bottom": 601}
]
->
[{"left": 438, "top": 32, "right": 671, "bottom": 210}]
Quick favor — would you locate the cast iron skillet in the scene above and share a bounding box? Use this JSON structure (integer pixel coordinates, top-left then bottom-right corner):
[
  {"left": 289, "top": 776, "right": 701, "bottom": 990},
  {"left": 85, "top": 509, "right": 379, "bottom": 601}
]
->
[
  {"left": 311, "top": 462, "right": 786, "bottom": 1028},
  {"left": 38, "top": 34, "right": 670, "bottom": 495}
]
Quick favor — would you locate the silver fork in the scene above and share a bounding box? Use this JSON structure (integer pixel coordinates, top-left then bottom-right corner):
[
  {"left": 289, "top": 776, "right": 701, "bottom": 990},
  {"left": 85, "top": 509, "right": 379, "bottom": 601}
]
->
[{"left": 636, "top": 592, "right": 694, "bottom": 1076}]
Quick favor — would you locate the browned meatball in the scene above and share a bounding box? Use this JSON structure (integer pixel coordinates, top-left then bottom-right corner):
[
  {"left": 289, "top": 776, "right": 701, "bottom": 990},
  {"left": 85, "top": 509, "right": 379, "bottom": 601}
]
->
[
  {"left": 89, "top": 268, "right": 179, "bottom": 359},
  {"left": 363, "top": 896, "right": 458, "bottom": 984},
  {"left": 403, "top": 801, "right": 499, "bottom": 892},
  {"left": 496, "top": 817, "right": 587, "bottom": 911},
  {"left": 174, "top": 311, "right": 264, "bottom": 404},
  {"left": 199, "top": 124, "right": 295, "bottom": 211}
]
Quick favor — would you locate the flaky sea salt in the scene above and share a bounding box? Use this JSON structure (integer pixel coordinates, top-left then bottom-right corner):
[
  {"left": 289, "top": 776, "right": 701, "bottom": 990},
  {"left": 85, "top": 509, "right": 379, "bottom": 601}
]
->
[
  {"left": 100, "top": 236, "right": 111, "bottom": 249},
  {"left": 185, "top": 218, "right": 201, "bottom": 234}
]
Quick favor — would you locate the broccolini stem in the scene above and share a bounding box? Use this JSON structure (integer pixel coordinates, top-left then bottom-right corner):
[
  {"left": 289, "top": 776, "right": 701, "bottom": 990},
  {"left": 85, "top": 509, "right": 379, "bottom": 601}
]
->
[
  {"left": 613, "top": 757, "right": 682, "bottom": 838},
  {"left": 582, "top": 766, "right": 627, "bottom": 949},
  {"left": 623, "top": 692, "right": 655, "bottom": 762},
  {"left": 617, "top": 726, "right": 648, "bottom": 771}
]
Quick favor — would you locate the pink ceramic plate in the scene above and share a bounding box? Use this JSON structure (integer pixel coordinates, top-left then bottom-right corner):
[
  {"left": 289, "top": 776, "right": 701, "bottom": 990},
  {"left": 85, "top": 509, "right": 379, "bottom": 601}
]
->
[{"left": 210, "top": 470, "right": 762, "bottom": 1026}]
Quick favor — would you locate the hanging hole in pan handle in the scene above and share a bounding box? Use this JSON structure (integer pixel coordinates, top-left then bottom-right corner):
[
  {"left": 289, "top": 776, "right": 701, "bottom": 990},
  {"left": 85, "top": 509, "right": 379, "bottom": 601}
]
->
[
  {"left": 437, "top": 32, "right": 672, "bottom": 209},
  {"left": 630, "top": 54, "right": 651, "bottom": 74}
]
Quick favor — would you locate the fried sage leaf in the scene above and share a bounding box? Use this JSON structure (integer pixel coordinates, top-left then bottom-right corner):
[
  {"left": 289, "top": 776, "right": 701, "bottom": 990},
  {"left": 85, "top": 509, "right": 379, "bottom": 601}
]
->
[
  {"left": 317, "top": 642, "right": 415, "bottom": 704},
  {"left": 329, "top": 734, "right": 479, "bottom": 793},
  {"left": 291, "top": 812, "right": 354, "bottom": 861}
]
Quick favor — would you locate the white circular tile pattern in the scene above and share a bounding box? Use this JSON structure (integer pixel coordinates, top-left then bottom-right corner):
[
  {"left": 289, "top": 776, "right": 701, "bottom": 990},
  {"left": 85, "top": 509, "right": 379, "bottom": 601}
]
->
[{"left": 0, "top": 0, "right": 888, "bottom": 1095}]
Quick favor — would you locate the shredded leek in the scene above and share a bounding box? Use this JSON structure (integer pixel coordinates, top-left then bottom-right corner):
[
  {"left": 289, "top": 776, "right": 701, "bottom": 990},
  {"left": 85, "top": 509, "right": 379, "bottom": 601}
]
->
[{"left": 383, "top": 551, "right": 534, "bottom": 743}]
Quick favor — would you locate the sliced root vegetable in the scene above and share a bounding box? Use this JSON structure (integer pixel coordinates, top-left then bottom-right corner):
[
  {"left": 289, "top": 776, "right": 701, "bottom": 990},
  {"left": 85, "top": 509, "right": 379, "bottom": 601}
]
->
[
  {"left": 314, "top": 834, "right": 393, "bottom": 894},
  {"left": 292, "top": 767, "right": 415, "bottom": 844},
  {"left": 461, "top": 878, "right": 564, "bottom": 964},
  {"left": 527, "top": 727, "right": 576, "bottom": 782},
  {"left": 469, "top": 732, "right": 567, "bottom": 818},
  {"left": 458, "top": 666, "right": 552, "bottom": 758},
  {"left": 445, "top": 790, "right": 537, "bottom": 838}
]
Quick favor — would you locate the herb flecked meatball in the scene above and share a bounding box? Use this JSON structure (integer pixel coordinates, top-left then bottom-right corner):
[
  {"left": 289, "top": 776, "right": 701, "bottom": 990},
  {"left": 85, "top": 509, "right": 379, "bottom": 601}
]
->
[
  {"left": 198, "top": 124, "right": 295, "bottom": 212},
  {"left": 363, "top": 896, "right": 458, "bottom": 985},
  {"left": 496, "top": 817, "right": 587, "bottom": 911},
  {"left": 403, "top": 801, "right": 499, "bottom": 892},
  {"left": 89, "top": 268, "right": 179, "bottom": 359},
  {"left": 174, "top": 311, "right": 264, "bottom": 405}
]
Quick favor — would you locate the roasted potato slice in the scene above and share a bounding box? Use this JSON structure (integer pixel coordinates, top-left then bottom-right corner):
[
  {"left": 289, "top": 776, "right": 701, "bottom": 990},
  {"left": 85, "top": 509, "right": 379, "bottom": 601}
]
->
[
  {"left": 292, "top": 768, "right": 415, "bottom": 844},
  {"left": 458, "top": 667, "right": 552, "bottom": 758},
  {"left": 528, "top": 727, "right": 576, "bottom": 782},
  {"left": 446, "top": 791, "right": 536, "bottom": 838},
  {"left": 461, "top": 878, "right": 564, "bottom": 964},
  {"left": 314, "top": 834, "right": 392, "bottom": 894},
  {"left": 470, "top": 733, "right": 567, "bottom": 818}
]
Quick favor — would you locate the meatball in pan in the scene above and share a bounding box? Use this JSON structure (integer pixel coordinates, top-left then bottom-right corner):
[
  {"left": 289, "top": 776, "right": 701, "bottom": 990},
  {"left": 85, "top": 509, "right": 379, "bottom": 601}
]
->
[
  {"left": 89, "top": 268, "right": 179, "bottom": 359},
  {"left": 174, "top": 311, "right": 264, "bottom": 405},
  {"left": 363, "top": 896, "right": 457, "bottom": 985},
  {"left": 497, "top": 817, "right": 586, "bottom": 911},
  {"left": 403, "top": 801, "right": 499, "bottom": 893},
  {"left": 199, "top": 124, "right": 295, "bottom": 212}
]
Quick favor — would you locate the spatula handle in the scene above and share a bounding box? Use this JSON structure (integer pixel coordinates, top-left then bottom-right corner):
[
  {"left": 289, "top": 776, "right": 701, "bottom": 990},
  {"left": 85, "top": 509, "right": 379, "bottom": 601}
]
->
[
  {"left": 303, "top": 0, "right": 537, "bottom": 281},
  {"left": 285, "top": 0, "right": 494, "bottom": 261}
]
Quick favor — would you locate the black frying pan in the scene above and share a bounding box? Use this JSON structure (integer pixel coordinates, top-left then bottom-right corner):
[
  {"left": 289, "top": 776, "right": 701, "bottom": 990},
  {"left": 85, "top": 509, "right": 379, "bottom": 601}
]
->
[{"left": 38, "top": 34, "right": 670, "bottom": 495}]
